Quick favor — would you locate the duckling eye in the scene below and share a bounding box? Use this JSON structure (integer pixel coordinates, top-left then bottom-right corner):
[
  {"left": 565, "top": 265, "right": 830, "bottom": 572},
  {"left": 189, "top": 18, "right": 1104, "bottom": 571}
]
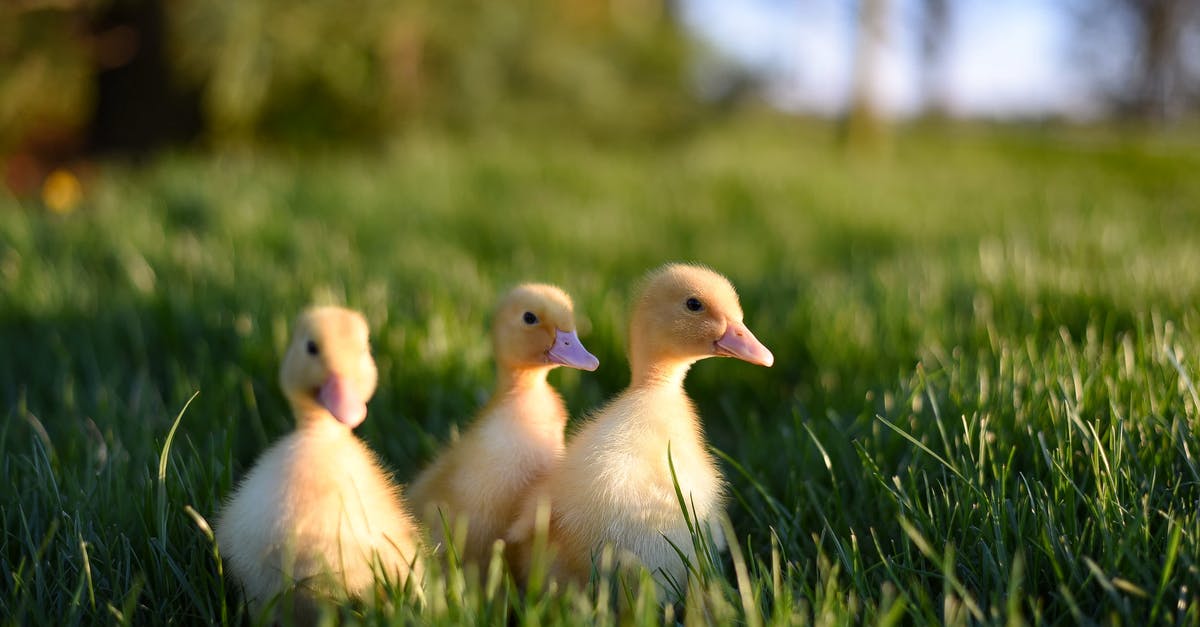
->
[
  {"left": 685, "top": 297, "right": 704, "bottom": 312},
  {"left": 522, "top": 311, "right": 538, "bottom": 325},
  {"left": 306, "top": 340, "right": 320, "bottom": 356}
]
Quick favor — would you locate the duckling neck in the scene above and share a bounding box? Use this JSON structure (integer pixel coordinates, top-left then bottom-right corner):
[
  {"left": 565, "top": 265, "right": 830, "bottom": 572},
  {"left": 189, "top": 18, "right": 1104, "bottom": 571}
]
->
[
  {"left": 490, "top": 366, "right": 566, "bottom": 436},
  {"left": 288, "top": 395, "right": 343, "bottom": 429},
  {"left": 630, "top": 359, "right": 694, "bottom": 390},
  {"left": 496, "top": 366, "right": 552, "bottom": 393}
]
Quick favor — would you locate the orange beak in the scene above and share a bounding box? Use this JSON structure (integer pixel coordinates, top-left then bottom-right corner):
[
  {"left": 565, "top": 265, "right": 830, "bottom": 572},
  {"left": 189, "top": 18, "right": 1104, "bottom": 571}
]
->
[
  {"left": 317, "top": 373, "right": 368, "bottom": 428},
  {"left": 547, "top": 329, "right": 600, "bottom": 371},
  {"left": 714, "top": 320, "right": 774, "bottom": 367}
]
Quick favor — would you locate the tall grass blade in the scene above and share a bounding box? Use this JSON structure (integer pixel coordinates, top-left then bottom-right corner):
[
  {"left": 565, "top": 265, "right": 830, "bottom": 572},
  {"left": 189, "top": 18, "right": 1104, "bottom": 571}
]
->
[{"left": 157, "top": 391, "right": 200, "bottom": 542}]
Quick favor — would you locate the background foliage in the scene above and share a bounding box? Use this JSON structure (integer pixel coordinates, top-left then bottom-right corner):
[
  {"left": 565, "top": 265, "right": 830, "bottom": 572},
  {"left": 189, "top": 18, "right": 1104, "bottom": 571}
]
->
[{"left": 2, "top": 0, "right": 695, "bottom": 153}]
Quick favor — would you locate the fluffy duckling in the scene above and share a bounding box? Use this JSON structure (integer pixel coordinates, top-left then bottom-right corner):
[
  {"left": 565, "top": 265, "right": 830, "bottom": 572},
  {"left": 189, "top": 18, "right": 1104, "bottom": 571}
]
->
[
  {"left": 508, "top": 264, "right": 773, "bottom": 593},
  {"left": 216, "top": 306, "right": 421, "bottom": 619},
  {"left": 407, "top": 284, "right": 599, "bottom": 568}
]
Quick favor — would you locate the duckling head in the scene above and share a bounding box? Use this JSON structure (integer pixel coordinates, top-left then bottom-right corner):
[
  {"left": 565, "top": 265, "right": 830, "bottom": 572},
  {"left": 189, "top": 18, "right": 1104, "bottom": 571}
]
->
[
  {"left": 279, "top": 306, "right": 378, "bottom": 428},
  {"left": 628, "top": 264, "right": 773, "bottom": 381},
  {"left": 493, "top": 284, "right": 599, "bottom": 373}
]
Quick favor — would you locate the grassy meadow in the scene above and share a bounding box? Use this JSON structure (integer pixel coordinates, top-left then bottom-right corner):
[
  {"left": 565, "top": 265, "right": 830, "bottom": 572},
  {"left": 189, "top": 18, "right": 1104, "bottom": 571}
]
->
[{"left": 2, "top": 118, "right": 1200, "bottom": 624}]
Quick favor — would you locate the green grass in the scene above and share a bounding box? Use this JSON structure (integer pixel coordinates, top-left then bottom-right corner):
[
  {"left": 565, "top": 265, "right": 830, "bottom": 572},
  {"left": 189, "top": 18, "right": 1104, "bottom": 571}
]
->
[{"left": 2, "top": 117, "right": 1200, "bottom": 624}]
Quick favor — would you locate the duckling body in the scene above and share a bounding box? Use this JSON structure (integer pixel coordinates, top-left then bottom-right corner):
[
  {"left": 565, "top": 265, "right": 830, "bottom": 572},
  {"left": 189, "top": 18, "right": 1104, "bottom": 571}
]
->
[
  {"left": 509, "top": 264, "right": 773, "bottom": 592},
  {"left": 544, "top": 385, "right": 724, "bottom": 585},
  {"left": 408, "top": 373, "right": 568, "bottom": 565},
  {"left": 407, "top": 284, "right": 598, "bottom": 567},
  {"left": 216, "top": 307, "right": 421, "bottom": 617},
  {"left": 218, "top": 419, "right": 420, "bottom": 605}
]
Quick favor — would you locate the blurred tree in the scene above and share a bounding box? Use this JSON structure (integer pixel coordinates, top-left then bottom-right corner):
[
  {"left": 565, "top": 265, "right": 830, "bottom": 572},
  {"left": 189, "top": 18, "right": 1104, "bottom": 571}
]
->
[
  {"left": 88, "top": 0, "right": 202, "bottom": 154},
  {"left": 1068, "top": 0, "right": 1200, "bottom": 121},
  {"left": 918, "top": 0, "right": 950, "bottom": 118},
  {"left": 2, "top": 0, "right": 203, "bottom": 197},
  {"left": 1117, "top": 0, "right": 1200, "bottom": 120},
  {"left": 168, "top": 0, "right": 409, "bottom": 143},
  {"left": 167, "top": 0, "right": 700, "bottom": 144},
  {"left": 2, "top": 0, "right": 703, "bottom": 160},
  {"left": 0, "top": 1, "right": 92, "bottom": 192},
  {"left": 843, "top": 0, "right": 890, "bottom": 151}
]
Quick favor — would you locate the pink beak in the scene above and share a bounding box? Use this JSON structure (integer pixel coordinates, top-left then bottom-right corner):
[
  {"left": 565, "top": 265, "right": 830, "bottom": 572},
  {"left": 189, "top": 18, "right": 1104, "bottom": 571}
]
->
[
  {"left": 546, "top": 329, "right": 600, "bottom": 371},
  {"left": 714, "top": 320, "right": 774, "bottom": 367},
  {"left": 317, "top": 374, "right": 368, "bottom": 428}
]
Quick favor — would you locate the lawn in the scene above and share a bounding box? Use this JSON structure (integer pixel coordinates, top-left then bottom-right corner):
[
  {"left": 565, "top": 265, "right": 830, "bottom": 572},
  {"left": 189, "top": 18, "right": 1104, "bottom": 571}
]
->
[{"left": 2, "top": 117, "right": 1199, "bottom": 624}]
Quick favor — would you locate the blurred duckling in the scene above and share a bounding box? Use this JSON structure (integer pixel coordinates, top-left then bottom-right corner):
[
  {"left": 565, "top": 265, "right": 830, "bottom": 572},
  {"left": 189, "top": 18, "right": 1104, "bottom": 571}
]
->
[
  {"left": 216, "top": 306, "right": 421, "bottom": 620},
  {"left": 508, "top": 264, "right": 773, "bottom": 594},
  {"left": 407, "top": 284, "right": 599, "bottom": 568}
]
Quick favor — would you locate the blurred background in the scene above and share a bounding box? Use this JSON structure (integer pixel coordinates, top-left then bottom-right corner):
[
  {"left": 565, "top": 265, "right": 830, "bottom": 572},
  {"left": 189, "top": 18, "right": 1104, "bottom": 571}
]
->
[
  {"left": 4, "top": 5, "right": 1200, "bottom": 622},
  {"left": 4, "top": 0, "right": 1199, "bottom": 195}
]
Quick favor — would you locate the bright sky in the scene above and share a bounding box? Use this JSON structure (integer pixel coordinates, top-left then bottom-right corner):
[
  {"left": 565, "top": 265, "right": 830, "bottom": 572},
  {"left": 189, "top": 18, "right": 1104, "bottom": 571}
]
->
[{"left": 681, "top": 0, "right": 1105, "bottom": 118}]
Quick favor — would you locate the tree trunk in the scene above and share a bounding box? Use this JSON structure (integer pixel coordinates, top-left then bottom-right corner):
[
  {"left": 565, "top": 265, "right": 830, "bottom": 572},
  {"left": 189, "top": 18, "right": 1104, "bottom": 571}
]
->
[
  {"left": 920, "top": 0, "right": 950, "bottom": 118},
  {"left": 843, "top": 0, "right": 890, "bottom": 152}
]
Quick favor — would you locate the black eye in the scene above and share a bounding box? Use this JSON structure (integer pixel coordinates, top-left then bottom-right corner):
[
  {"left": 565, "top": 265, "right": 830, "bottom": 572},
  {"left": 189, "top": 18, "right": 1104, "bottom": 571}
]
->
[
  {"left": 523, "top": 311, "right": 538, "bottom": 325},
  {"left": 306, "top": 340, "right": 319, "bottom": 356},
  {"left": 685, "top": 297, "right": 703, "bottom": 312}
]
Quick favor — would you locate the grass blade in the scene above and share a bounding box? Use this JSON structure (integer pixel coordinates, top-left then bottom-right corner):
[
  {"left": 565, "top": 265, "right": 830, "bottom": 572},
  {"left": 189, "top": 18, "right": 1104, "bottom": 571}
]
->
[{"left": 157, "top": 390, "right": 199, "bottom": 542}]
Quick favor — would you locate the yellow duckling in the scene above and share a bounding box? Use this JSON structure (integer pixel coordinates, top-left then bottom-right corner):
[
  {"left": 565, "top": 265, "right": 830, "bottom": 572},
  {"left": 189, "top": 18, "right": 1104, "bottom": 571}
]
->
[
  {"left": 508, "top": 264, "right": 773, "bottom": 594},
  {"left": 407, "top": 284, "right": 599, "bottom": 568},
  {"left": 216, "top": 306, "right": 421, "bottom": 619}
]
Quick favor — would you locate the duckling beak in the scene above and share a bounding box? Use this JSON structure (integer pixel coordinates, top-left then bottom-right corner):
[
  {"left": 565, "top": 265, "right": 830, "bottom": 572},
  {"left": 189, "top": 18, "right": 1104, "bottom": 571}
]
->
[
  {"left": 547, "top": 329, "right": 600, "bottom": 371},
  {"left": 317, "top": 374, "right": 368, "bottom": 428},
  {"left": 715, "top": 320, "right": 774, "bottom": 367}
]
